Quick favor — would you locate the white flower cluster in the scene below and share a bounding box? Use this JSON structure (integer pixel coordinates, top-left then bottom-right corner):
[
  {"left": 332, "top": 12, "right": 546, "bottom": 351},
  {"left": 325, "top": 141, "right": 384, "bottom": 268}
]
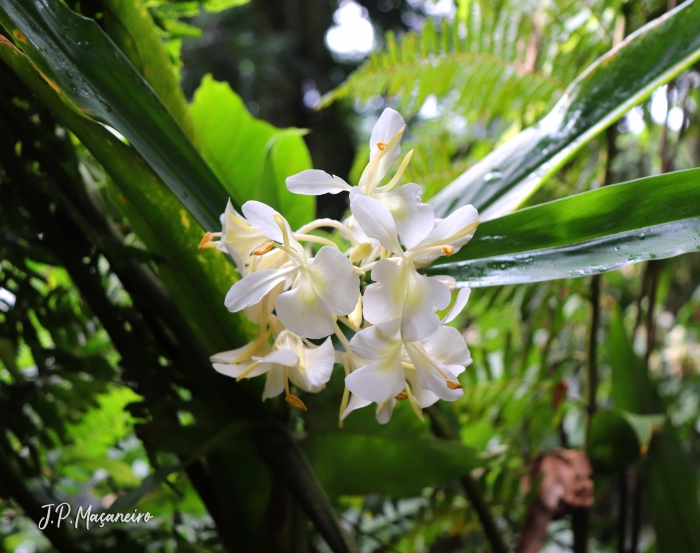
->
[{"left": 200, "top": 109, "right": 480, "bottom": 424}]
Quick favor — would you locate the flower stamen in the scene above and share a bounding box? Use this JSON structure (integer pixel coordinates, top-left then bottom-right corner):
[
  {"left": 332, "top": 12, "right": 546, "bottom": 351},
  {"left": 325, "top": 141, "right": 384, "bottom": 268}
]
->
[
  {"left": 285, "top": 394, "right": 308, "bottom": 411},
  {"left": 253, "top": 242, "right": 274, "bottom": 255}
]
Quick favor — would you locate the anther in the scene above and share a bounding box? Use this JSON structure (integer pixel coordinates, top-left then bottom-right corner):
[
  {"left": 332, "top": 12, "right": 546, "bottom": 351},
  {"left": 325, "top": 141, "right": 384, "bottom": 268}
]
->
[
  {"left": 349, "top": 242, "right": 373, "bottom": 263},
  {"left": 441, "top": 245, "right": 454, "bottom": 256},
  {"left": 395, "top": 392, "right": 408, "bottom": 400},
  {"left": 198, "top": 232, "right": 215, "bottom": 251},
  {"left": 446, "top": 380, "right": 463, "bottom": 390},
  {"left": 253, "top": 242, "right": 274, "bottom": 255},
  {"left": 376, "top": 141, "right": 388, "bottom": 151},
  {"left": 285, "top": 394, "right": 308, "bottom": 411}
]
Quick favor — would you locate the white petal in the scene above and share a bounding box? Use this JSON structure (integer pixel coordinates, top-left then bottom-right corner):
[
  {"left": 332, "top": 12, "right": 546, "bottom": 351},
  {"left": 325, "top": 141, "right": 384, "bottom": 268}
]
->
[
  {"left": 370, "top": 108, "right": 405, "bottom": 159},
  {"left": 223, "top": 242, "right": 246, "bottom": 276},
  {"left": 344, "top": 357, "right": 405, "bottom": 403},
  {"left": 401, "top": 273, "right": 451, "bottom": 342},
  {"left": 422, "top": 325, "right": 471, "bottom": 366},
  {"left": 275, "top": 271, "right": 335, "bottom": 339},
  {"left": 210, "top": 343, "right": 252, "bottom": 364},
  {"left": 255, "top": 349, "right": 299, "bottom": 367},
  {"left": 343, "top": 214, "right": 379, "bottom": 249},
  {"left": 362, "top": 260, "right": 405, "bottom": 325},
  {"left": 442, "top": 287, "right": 471, "bottom": 324},
  {"left": 262, "top": 366, "right": 286, "bottom": 400},
  {"left": 405, "top": 342, "right": 463, "bottom": 401},
  {"left": 369, "top": 109, "right": 405, "bottom": 184},
  {"left": 348, "top": 319, "right": 402, "bottom": 361},
  {"left": 243, "top": 280, "right": 285, "bottom": 324},
  {"left": 350, "top": 195, "right": 403, "bottom": 255},
  {"left": 376, "top": 398, "right": 397, "bottom": 424},
  {"left": 220, "top": 211, "right": 268, "bottom": 269},
  {"left": 225, "top": 269, "right": 292, "bottom": 312},
  {"left": 286, "top": 170, "right": 352, "bottom": 195},
  {"left": 300, "top": 337, "right": 336, "bottom": 391},
  {"left": 405, "top": 370, "right": 439, "bottom": 408},
  {"left": 377, "top": 184, "right": 434, "bottom": 249},
  {"left": 422, "top": 205, "right": 479, "bottom": 248},
  {"left": 340, "top": 393, "right": 372, "bottom": 421},
  {"left": 242, "top": 201, "right": 289, "bottom": 243},
  {"left": 213, "top": 361, "right": 268, "bottom": 379},
  {"left": 308, "top": 246, "right": 360, "bottom": 315}
]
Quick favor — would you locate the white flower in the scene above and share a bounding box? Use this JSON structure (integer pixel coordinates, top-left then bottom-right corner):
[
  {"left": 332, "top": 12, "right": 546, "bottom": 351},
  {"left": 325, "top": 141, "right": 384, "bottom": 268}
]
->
[
  {"left": 286, "top": 108, "right": 434, "bottom": 249},
  {"left": 224, "top": 201, "right": 360, "bottom": 339},
  {"left": 212, "top": 330, "right": 335, "bottom": 409},
  {"left": 350, "top": 195, "right": 478, "bottom": 341},
  {"left": 344, "top": 316, "right": 472, "bottom": 411},
  {"left": 340, "top": 366, "right": 447, "bottom": 425},
  {"left": 199, "top": 200, "right": 287, "bottom": 276}
]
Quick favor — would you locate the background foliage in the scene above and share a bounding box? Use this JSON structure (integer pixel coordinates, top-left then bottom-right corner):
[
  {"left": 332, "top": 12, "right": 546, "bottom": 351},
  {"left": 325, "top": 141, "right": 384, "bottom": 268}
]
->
[{"left": 0, "top": 1, "right": 700, "bottom": 552}]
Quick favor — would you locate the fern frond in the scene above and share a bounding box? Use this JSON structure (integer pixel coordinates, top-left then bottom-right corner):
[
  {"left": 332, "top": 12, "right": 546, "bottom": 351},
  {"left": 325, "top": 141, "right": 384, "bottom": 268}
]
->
[{"left": 319, "top": 17, "right": 565, "bottom": 122}]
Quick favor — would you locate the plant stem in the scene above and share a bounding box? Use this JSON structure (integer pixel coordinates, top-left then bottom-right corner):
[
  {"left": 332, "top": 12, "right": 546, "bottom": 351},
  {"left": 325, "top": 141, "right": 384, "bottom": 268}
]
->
[
  {"left": 630, "top": 473, "right": 643, "bottom": 553},
  {"left": 586, "top": 274, "right": 601, "bottom": 441},
  {"left": 426, "top": 406, "right": 508, "bottom": 553},
  {"left": 618, "top": 469, "right": 629, "bottom": 553}
]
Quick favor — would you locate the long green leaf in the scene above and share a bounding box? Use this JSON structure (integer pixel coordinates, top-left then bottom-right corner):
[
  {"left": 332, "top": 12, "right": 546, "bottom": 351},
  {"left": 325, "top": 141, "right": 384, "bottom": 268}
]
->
[
  {"left": 425, "top": 169, "right": 700, "bottom": 286},
  {"left": 430, "top": 0, "right": 700, "bottom": 220},
  {"left": 103, "top": 0, "right": 198, "bottom": 143},
  {"left": 0, "top": 0, "right": 229, "bottom": 230}
]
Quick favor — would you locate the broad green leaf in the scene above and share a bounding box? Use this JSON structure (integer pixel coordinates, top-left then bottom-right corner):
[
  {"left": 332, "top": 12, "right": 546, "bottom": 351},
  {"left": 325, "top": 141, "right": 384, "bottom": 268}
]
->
[
  {"left": 589, "top": 409, "right": 640, "bottom": 472},
  {"left": 621, "top": 411, "right": 666, "bottom": 454},
  {"left": 103, "top": 0, "right": 198, "bottom": 143},
  {"left": 588, "top": 408, "right": 665, "bottom": 472},
  {"left": 190, "top": 76, "right": 315, "bottom": 229},
  {"left": 430, "top": 0, "right": 700, "bottom": 220},
  {"left": 0, "top": 0, "right": 230, "bottom": 230},
  {"left": 644, "top": 426, "right": 700, "bottom": 553},
  {"left": 303, "top": 431, "right": 481, "bottom": 497},
  {"left": 607, "top": 305, "right": 660, "bottom": 415},
  {"left": 607, "top": 305, "right": 700, "bottom": 553},
  {"left": 425, "top": 169, "right": 700, "bottom": 286},
  {"left": 302, "top": 374, "right": 480, "bottom": 497}
]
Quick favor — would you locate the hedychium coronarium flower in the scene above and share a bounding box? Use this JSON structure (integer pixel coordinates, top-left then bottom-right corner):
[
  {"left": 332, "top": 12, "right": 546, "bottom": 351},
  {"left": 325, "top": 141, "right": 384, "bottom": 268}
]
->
[
  {"left": 220, "top": 201, "right": 361, "bottom": 339},
  {"left": 339, "top": 289, "right": 472, "bottom": 423},
  {"left": 285, "top": 108, "right": 434, "bottom": 250},
  {"left": 213, "top": 330, "right": 335, "bottom": 410},
  {"left": 350, "top": 194, "right": 479, "bottom": 342},
  {"left": 202, "top": 107, "right": 481, "bottom": 423}
]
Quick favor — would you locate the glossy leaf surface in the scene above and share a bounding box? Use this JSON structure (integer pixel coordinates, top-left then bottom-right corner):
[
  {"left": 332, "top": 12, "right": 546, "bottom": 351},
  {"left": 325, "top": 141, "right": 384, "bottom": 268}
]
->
[
  {"left": 190, "top": 76, "right": 315, "bottom": 229},
  {"left": 430, "top": 0, "right": 700, "bottom": 220},
  {"left": 425, "top": 169, "right": 700, "bottom": 286},
  {"left": 0, "top": 0, "right": 229, "bottom": 230}
]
